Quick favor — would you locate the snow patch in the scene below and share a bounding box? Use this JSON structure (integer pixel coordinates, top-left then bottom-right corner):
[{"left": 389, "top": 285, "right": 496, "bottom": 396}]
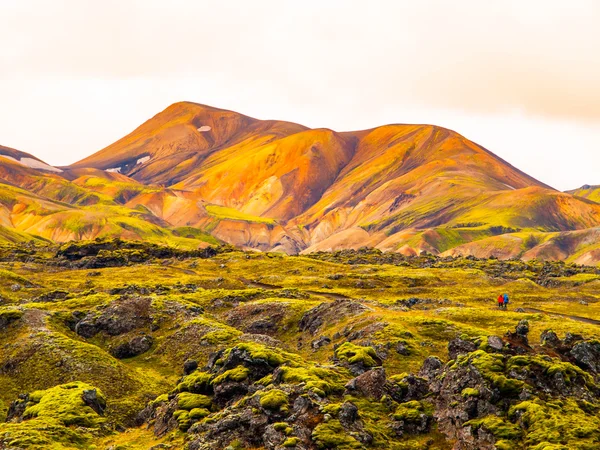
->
[
  {"left": 197, "top": 125, "right": 211, "bottom": 132},
  {"left": 136, "top": 156, "right": 151, "bottom": 165},
  {"left": 0, "top": 154, "right": 63, "bottom": 172},
  {"left": 106, "top": 167, "right": 122, "bottom": 173}
]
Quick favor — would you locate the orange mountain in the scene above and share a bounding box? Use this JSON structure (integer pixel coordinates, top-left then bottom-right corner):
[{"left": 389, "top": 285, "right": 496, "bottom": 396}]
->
[{"left": 1, "top": 102, "right": 599, "bottom": 263}]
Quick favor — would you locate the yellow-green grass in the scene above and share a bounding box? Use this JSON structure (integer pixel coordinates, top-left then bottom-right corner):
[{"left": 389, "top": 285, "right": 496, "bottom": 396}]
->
[{"left": 206, "top": 204, "right": 276, "bottom": 225}]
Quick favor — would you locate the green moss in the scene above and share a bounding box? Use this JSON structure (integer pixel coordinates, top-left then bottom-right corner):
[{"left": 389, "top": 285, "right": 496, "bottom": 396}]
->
[
  {"left": 461, "top": 388, "right": 480, "bottom": 398},
  {"left": 465, "top": 415, "right": 522, "bottom": 442},
  {"left": 273, "top": 422, "right": 293, "bottom": 434},
  {"left": 228, "top": 342, "right": 286, "bottom": 367},
  {"left": 507, "top": 355, "right": 594, "bottom": 387},
  {"left": 0, "top": 381, "right": 107, "bottom": 449},
  {"left": 206, "top": 204, "right": 276, "bottom": 225},
  {"left": 212, "top": 366, "right": 250, "bottom": 385},
  {"left": 392, "top": 401, "right": 433, "bottom": 422},
  {"left": 279, "top": 366, "right": 346, "bottom": 397},
  {"left": 312, "top": 420, "right": 364, "bottom": 449},
  {"left": 335, "top": 342, "right": 379, "bottom": 368},
  {"left": 188, "top": 407, "right": 210, "bottom": 420},
  {"left": 23, "top": 382, "right": 106, "bottom": 428},
  {"left": 176, "top": 392, "right": 212, "bottom": 410},
  {"left": 259, "top": 389, "right": 289, "bottom": 412},
  {"left": 176, "top": 371, "right": 213, "bottom": 394},
  {"left": 321, "top": 403, "right": 342, "bottom": 416},
  {"left": 150, "top": 393, "right": 169, "bottom": 406},
  {"left": 456, "top": 350, "right": 524, "bottom": 396},
  {"left": 283, "top": 437, "right": 300, "bottom": 447},
  {"left": 173, "top": 409, "right": 191, "bottom": 430},
  {"left": 0, "top": 308, "right": 23, "bottom": 326},
  {"left": 509, "top": 398, "right": 600, "bottom": 449}
]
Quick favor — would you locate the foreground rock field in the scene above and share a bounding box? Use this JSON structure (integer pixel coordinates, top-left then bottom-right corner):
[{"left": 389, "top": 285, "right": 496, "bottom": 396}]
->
[{"left": 0, "top": 241, "right": 599, "bottom": 449}]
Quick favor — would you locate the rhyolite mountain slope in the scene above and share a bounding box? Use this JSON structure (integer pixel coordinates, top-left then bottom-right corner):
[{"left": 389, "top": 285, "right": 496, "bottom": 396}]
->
[
  {"left": 567, "top": 184, "right": 600, "bottom": 204},
  {"left": 1, "top": 102, "right": 600, "bottom": 263}
]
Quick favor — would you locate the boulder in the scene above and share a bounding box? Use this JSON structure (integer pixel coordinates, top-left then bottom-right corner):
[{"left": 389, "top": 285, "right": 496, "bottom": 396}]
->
[
  {"left": 448, "top": 337, "right": 477, "bottom": 359},
  {"left": 487, "top": 335, "right": 504, "bottom": 352},
  {"left": 299, "top": 300, "right": 369, "bottom": 335},
  {"left": 110, "top": 335, "right": 154, "bottom": 359},
  {"left": 570, "top": 340, "right": 600, "bottom": 374}
]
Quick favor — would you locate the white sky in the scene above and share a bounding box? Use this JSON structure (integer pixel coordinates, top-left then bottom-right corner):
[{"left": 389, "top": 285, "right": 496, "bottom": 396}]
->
[{"left": 0, "top": 0, "right": 599, "bottom": 191}]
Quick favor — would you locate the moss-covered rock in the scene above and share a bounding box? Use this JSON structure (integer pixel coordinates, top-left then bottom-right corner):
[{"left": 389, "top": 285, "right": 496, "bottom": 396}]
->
[
  {"left": 0, "top": 381, "right": 107, "bottom": 448},
  {"left": 259, "top": 389, "right": 289, "bottom": 412},
  {"left": 177, "top": 392, "right": 212, "bottom": 410}
]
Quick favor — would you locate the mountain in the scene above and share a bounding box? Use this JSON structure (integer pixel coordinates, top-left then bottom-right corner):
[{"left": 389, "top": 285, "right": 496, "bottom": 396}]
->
[
  {"left": 1, "top": 102, "right": 600, "bottom": 263},
  {"left": 567, "top": 184, "right": 600, "bottom": 204}
]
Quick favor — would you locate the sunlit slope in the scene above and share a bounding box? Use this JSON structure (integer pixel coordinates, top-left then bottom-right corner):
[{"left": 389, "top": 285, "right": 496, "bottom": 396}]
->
[
  {"left": 293, "top": 126, "right": 600, "bottom": 248},
  {"left": 0, "top": 179, "right": 210, "bottom": 247},
  {"left": 175, "top": 128, "right": 356, "bottom": 220},
  {"left": 567, "top": 184, "right": 600, "bottom": 203},
  {"left": 1, "top": 101, "right": 598, "bottom": 261},
  {"left": 70, "top": 102, "right": 308, "bottom": 186}
]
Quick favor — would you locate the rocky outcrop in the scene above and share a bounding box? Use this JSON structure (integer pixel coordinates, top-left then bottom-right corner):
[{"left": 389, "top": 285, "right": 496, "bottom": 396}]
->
[
  {"left": 424, "top": 325, "right": 600, "bottom": 450},
  {"left": 298, "top": 299, "right": 370, "bottom": 335},
  {"left": 110, "top": 334, "right": 154, "bottom": 359},
  {"left": 73, "top": 295, "right": 154, "bottom": 337}
]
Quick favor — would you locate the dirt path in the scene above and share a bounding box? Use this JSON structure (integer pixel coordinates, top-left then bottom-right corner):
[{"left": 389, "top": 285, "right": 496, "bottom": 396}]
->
[
  {"left": 238, "top": 277, "right": 282, "bottom": 289},
  {"left": 522, "top": 307, "right": 600, "bottom": 326},
  {"left": 304, "top": 290, "right": 351, "bottom": 300}
]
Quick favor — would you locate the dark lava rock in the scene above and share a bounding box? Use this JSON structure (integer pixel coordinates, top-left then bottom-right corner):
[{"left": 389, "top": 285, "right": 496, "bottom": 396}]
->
[
  {"left": 74, "top": 295, "right": 153, "bottom": 338},
  {"left": 395, "top": 342, "right": 411, "bottom": 356},
  {"left": 338, "top": 401, "right": 359, "bottom": 428},
  {"left": 540, "top": 330, "right": 561, "bottom": 348},
  {"left": 396, "top": 373, "right": 430, "bottom": 402},
  {"left": 32, "top": 290, "right": 69, "bottom": 302},
  {"left": 418, "top": 356, "right": 443, "bottom": 381},
  {"left": 448, "top": 336, "right": 478, "bottom": 359},
  {"left": 344, "top": 367, "right": 410, "bottom": 403},
  {"left": 345, "top": 367, "right": 388, "bottom": 400},
  {"left": 570, "top": 340, "right": 600, "bottom": 374},
  {"left": 299, "top": 299, "right": 370, "bottom": 335},
  {"left": 110, "top": 335, "right": 154, "bottom": 359},
  {"left": 564, "top": 332, "right": 584, "bottom": 346},
  {"left": 6, "top": 394, "right": 28, "bottom": 422},
  {"left": 0, "top": 311, "right": 21, "bottom": 330},
  {"left": 82, "top": 388, "right": 106, "bottom": 415},
  {"left": 311, "top": 336, "right": 331, "bottom": 349},
  {"left": 183, "top": 359, "right": 198, "bottom": 375},
  {"left": 487, "top": 335, "right": 504, "bottom": 352},
  {"left": 515, "top": 319, "right": 529, "bottom": 337},
  {"left": 225, "top": 303, "right": 287, "bottom": 336},
  {"left": 504, "top": 319, "right": 531, "bottom": 349}
]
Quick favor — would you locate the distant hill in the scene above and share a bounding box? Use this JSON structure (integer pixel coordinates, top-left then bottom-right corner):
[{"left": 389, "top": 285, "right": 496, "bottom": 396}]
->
[{"left": 567, "top": 184, "right": 600, "bottom": 204}]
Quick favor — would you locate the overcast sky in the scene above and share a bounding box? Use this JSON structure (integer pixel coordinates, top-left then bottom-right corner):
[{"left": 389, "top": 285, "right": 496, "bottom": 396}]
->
[{"left": 1, "top": 0, "right": 599, "bottom": 190}]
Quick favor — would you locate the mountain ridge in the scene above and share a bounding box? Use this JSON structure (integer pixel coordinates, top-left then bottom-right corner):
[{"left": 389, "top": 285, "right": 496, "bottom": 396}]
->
[{"left": 1, "top": 101, "right": 599, "bottom": 263}]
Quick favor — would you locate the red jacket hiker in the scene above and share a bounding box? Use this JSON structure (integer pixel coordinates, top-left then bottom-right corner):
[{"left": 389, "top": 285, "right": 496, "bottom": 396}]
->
[{"left": 497, "top": 294, "right": 504, "bottom": 307}]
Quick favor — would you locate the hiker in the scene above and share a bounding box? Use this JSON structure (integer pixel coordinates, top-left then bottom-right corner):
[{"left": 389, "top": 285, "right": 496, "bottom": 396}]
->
[
  {"left": 503, "top": 293, "right": 509, "bottom": 310},
  {"left": 497, "top": 294, "right": 504, "bottom": 309}
]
